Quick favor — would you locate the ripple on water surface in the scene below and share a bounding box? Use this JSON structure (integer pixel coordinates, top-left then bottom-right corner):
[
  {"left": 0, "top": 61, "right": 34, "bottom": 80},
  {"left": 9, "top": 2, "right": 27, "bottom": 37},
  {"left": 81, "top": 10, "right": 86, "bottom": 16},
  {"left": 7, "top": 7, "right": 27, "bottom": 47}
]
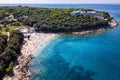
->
[
  {"left": 29, "top": 4, "right": 120, "bottom": 80},
  {"left": 29, "top": 31, "right": 120, "bottom": 80}
]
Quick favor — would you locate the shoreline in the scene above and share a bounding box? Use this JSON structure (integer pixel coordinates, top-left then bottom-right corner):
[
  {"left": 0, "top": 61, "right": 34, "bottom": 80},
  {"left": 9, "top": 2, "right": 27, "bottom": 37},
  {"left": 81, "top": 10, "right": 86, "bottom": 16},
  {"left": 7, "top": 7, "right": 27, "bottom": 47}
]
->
[
  {"left": 54, "top": 19, "right": 118, "bottom": 35},
  {"left": 71, "top": 20, "right": 118, "bottom": 35},
  {"left": 72, "top": 28, "right": 112, "bottom": 35},
  {"left": 3, "top": 33, "right": 57, "bottom": 80},
  {"left": 3, "top": 20, "right": 118, "bottom": 80}
]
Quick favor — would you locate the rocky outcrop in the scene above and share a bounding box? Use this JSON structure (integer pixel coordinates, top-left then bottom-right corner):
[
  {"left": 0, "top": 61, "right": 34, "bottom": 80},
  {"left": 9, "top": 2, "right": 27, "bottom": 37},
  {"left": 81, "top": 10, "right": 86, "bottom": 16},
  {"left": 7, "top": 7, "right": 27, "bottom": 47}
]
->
[
  {"left": 72, "top": 19, "right": 118, "bottom": 35},
  {"left": 3, "top": 54, "right": 33, "bottom": 80}
]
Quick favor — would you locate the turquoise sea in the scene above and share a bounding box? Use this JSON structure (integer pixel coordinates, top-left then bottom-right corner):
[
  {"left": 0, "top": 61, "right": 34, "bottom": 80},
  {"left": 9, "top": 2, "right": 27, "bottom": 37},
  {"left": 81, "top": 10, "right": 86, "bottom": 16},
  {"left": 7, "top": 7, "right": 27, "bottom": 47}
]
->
[{"left": 3, "top": 4, "right": 120, "bottom": 80}]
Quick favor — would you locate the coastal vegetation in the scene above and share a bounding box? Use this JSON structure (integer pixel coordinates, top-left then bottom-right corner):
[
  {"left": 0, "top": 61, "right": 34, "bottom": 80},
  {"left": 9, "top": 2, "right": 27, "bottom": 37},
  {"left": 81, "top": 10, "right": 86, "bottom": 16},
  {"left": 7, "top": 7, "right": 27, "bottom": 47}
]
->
[
  {"left": 0, "top": 30, "right": 24, "bottom": 78},
  {"left": 0, "top": 25, "right": 28, "bottom": 35},
  {"left": 0, "top": 6, "right": 116, "bottom": 79},
  {"left": 0, "top": 6, "right": 112, "bottom": 33}
]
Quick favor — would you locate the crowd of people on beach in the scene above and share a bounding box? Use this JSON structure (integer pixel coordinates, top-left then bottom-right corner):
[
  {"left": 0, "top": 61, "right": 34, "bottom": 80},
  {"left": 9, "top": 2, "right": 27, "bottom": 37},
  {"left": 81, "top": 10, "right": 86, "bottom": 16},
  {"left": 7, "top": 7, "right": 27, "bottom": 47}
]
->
[
  {"left": 3, "top": 32, "right": 56, "bottom": 80},
  {"left": 21, "top": 33, "right": 55, "bottom": 56}
]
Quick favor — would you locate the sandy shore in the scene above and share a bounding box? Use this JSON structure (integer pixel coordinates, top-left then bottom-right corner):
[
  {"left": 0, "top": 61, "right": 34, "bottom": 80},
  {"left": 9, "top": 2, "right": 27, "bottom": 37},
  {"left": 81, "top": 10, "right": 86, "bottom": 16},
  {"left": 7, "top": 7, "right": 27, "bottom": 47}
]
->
[
  {"left": 3, "top": 19, "right": 118, "bottom": 80},
  {"left": 3, "top": 33, "right": 57, "bottom": 80}
]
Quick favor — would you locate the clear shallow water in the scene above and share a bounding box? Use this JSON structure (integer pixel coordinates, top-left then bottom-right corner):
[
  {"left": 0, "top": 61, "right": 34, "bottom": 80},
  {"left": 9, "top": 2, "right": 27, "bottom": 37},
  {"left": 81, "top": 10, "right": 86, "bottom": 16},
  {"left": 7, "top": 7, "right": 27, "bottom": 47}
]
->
[{"left": 19, "top": 4, "right": 120, "bottom": 80}]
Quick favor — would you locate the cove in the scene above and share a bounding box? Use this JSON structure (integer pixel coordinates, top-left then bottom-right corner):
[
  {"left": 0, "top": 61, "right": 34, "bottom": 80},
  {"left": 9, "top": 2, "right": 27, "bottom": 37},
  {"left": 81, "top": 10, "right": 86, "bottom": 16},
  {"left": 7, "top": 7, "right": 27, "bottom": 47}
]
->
[
  {"left": 29, "top": 4, "right": 120, "bottom": 80},
  {"left": 29, "top": 30, "right": 120, "bottom": 80}
]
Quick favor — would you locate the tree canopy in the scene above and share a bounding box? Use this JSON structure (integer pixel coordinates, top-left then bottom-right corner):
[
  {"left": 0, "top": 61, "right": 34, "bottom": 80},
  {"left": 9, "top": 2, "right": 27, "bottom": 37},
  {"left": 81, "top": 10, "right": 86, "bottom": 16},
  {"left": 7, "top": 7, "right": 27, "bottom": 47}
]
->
[
  {"left": 0, "top": 30, "right": 24, "bottom": 79},
  {"left": 0, "top": 6, "right": 111, "bottom": 33}
]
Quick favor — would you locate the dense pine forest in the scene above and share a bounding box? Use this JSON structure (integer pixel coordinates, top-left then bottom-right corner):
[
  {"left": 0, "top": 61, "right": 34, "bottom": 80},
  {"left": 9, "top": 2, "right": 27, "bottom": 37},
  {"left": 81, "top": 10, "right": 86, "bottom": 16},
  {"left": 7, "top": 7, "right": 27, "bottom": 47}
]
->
[
  {"left": 0, "top": 6, "right": 111, "bottom": 33},
  {"left": 0, "top": 30, "right": 24, "bottom": 78}
]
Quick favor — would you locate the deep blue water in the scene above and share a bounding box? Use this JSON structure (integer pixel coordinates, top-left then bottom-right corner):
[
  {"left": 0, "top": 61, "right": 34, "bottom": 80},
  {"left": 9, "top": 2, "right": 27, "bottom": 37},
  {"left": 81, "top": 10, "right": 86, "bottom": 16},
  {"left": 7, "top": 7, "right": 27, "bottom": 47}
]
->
[{"left": 5, "top": 4, "right": 120, "bottom": 80}]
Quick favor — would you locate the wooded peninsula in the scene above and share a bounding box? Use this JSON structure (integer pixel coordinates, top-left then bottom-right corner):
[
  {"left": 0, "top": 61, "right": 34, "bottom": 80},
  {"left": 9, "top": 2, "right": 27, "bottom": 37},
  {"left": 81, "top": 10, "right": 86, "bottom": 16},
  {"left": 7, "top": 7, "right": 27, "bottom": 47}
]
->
[{"left": 0, "top": 6, "right": 115, "bottom": 33}]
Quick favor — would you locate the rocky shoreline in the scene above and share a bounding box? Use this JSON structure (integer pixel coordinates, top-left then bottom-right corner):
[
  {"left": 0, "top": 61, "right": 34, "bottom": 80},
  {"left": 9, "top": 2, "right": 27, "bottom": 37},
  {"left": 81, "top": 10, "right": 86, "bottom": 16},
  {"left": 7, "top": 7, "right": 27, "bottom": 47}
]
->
[
  {"left": 3, "top": 33, "right": 57, "bottom": 80},
  {"left": 72, "top": 20, "right": 118, "bottom": 35},
  {"left": 3, "top": 48, "right": 33, "bottom": 80},
  {"left": 3, "top": 20, "right": 118, "bottom": 80}
]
